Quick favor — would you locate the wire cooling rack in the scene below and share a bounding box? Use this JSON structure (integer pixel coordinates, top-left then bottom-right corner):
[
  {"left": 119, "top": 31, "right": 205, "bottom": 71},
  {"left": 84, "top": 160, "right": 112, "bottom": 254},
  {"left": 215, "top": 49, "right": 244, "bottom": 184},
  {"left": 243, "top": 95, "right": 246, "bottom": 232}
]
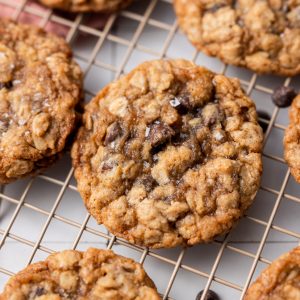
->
[{"left": 0, "top": 0, "right": 300, "bottom": 299}]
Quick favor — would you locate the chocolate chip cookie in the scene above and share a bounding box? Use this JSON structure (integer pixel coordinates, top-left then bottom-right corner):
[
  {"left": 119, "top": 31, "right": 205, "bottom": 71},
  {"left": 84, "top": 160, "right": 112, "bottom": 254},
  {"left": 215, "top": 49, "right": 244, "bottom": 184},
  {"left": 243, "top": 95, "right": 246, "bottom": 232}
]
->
[
  {"left": 72, "top": 59, "right": 263, "bottom": 249},
  {"left": 245, "top": 246, "right": 300, "bottom": 299},
  {"left": 0, "top": 248, "right": 160, "bottom": 299},
  {"left": 0, "top": 19, "right": 82, "bottom": 183},
  {"left": 38, "top": 0, "right": 132, "bottom": 13},
  {"left": 173, "top": 0, "right": 300, "bottom": 76},
  {"left": 284, "top": 94, "right": 300, "bottom": 183}
]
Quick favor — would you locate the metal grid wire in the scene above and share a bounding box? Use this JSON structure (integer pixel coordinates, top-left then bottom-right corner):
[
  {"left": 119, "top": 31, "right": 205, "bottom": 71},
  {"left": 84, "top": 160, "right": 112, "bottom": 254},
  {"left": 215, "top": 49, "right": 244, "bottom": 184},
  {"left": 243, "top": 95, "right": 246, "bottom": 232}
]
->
[{"left": 0, "top": 0, "right": 300, "bottom": 299}]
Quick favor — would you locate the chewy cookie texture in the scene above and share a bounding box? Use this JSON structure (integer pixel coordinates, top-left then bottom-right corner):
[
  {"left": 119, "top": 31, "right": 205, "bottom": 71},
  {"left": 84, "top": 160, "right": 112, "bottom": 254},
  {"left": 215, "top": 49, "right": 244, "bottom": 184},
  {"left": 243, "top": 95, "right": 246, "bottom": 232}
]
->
[
  {"left": 72, "top": 59, "right": 263, "bottom": 249},
  {"left": 174, "top": 0, "right": 300, "bottom": 76},
  {"left": 0, "top": 248, "right": 160, "bottom": 299},
  {"left": 245, "top": 246, "right": 300, "bottom": 299},
  {"left": 38, "top": 0, "right": 132, "bottom": 13},
  {"left": 284, "top": 94, "right": 300, "bottom": 183},
  {"left": 0, "top": 19, "right": 82, "bottom": 183}
]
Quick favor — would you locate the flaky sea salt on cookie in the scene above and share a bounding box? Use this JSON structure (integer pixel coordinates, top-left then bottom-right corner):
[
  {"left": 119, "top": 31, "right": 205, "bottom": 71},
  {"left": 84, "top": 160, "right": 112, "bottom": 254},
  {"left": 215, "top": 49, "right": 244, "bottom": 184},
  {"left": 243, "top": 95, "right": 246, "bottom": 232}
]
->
[
  {"left": 72, "top": 59, "right": 263, "bottom": 248},
  {"left": 0, "top": 19, "right": 82, "bottom": 183}
]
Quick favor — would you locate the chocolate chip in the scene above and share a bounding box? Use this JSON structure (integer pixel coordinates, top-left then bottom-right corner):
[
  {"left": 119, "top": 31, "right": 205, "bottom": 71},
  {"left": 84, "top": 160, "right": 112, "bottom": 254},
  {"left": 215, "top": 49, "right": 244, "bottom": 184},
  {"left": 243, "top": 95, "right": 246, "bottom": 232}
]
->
[
  {"left": 122, "top": 265, "right": 135, "bottom": 273},
  {"left": 178, "top": 94, "right": 192, "bottom": 109},
  {"left": 101, "top": 162, "right": 113, "bottom": 171},
  {"left": 0, "top": 118, "right": 10, "bottom": 133},
  {"left": 201, "top": 140, "right": 211, "bottom": 156},
  {"left": 240, "top": 106, "right": 249, "bottom": 122},
  {"left": 34, "top": 287, "right": 45, "bottom": 297},
  {"left": 105, "top": 122, "right": 122, "bottom": 145},
  {"left": 172, "top": 132, "right": 189, "bottom": 145},
  {"left": 0, "top": 81, "right": 12, "bottom": 90},
  {"left": 195, "top": 289, "right": 220, "bottom": 300},
  {"left": 202, "top": 105, "right": 225, "bottom": 127},
  {"left": 136, "top": 174, "right": 157, "bottom": 192},
  {"left": 148, "top": 122, "right": 175, "bottom": 147},
  {"left": 170, "top": 94, "right": 191, "bottom": 114},
  {"left": 272, "top": 86, "right": 297, "bottom": 108},
  {"left": 257, "top": 110, "right": 271, "bottom": 133}
]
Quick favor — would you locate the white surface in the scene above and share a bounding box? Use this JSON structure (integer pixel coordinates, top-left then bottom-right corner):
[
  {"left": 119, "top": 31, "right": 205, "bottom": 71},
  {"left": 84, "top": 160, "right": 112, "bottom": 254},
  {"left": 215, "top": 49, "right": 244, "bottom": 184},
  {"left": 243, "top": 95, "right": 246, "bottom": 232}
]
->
[{"left": 1, "top": 1, "right": 300, "bottom": 299}]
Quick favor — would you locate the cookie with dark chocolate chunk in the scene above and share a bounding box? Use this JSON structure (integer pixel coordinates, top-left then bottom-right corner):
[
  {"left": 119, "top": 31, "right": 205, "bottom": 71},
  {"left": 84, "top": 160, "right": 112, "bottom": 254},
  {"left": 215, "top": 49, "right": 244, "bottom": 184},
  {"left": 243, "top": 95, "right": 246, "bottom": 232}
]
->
[
  {"left": 71, "top": 59, "right": 263, "bottom": 248},
  {"left": 174, "top": 0, "right": 300, "bottom": 76},
  {"left": 0, "top": 248, "right": 160, "bottom": 299},
  {"left": 0, "top": 19, "right": 82, "bottom": 183}
]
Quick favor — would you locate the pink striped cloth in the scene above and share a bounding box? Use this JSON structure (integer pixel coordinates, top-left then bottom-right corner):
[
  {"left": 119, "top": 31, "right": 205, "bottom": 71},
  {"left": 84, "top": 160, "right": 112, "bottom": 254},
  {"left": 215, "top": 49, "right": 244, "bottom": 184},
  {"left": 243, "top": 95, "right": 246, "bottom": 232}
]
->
[{"left": 0, "top": 0, "right": 108, "bottom": 37}]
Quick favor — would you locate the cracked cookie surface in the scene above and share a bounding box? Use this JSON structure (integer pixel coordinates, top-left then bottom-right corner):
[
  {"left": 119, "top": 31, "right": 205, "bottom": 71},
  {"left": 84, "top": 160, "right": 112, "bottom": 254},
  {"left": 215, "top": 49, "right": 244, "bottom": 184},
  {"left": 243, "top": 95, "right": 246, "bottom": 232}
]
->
[
  {"left": 0, "top": 248, "right": 160, "bottom": 300},
  {"left": 72, "top": 59, "right": 263, "bottom": 249},
  {"left": 173, "top": 0, "right": 300, "bottom": 76},
  {"left": 245, "top": 246, "right": 300, "bottom": 299},
  {"left": 284, "top": 94, "right": 300, "bottom": 183},
  {"left": 38, "top": 0, "right": 132, "bottom": 13},
  {"left": 0, "top": 19, "right": 82, "bottom": 183}
]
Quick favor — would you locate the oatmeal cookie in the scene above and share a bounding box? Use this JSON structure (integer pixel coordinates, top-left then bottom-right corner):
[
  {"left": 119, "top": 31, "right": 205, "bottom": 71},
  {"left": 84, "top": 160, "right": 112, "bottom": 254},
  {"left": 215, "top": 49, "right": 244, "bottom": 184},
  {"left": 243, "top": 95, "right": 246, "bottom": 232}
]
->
[
  {"left": 38, "top": 0, "right": 132, "bottom": 13},
  {"left": 173, "top": 0, "right": 300, "bottom": 76},
  {"left": 0, "top": 19, "right": 82, "bottom": 183},
  {"left": 72, "top": 59, "right": 263, "bottom": 249},
  {"left": 0, "top": 248, "right": 160, "bottom": 299},
  {"left": 284, "top": 94, "right": 300, "bottom": 183},
  {"left": 245, "top": 246, "right": 300, "bottom": 299}
]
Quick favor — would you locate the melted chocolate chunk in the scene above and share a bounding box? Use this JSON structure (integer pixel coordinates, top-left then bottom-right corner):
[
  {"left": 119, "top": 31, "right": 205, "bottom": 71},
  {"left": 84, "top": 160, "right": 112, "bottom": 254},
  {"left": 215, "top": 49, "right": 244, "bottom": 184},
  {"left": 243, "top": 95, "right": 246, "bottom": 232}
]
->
[
  {"left": 0, "top": 81, "right": 13, "bottom": 90},
  {"left": 0, "top": 117, "right": 10, "bottom": 133},
  {"left": 136, "top": 174, "right": 157, "bottom": 192},
  {"left": 104, "top": 122, "right": 122, "bottom": 145},
  {"left": 241, "top": 106, "right": 249, "bottom": 121},
  {"left": 204, "top": 114, "right": 224, "bottom": 127},
  {"left": 101, "top": 161, "right": 114, "bottom": 171},
  {"left": 172, "top": 132, "right": 189, "bottom": 145},
  {"left": 272, "top": 86, "right": 297, "bottom": 108},
  {"left": 177, "top": 94, "right": 191, "bottom": 109},
  {"left": 148, "top": 122, "right": 175, "bottom": 147},
  {"left": 201, "top": 139, "right": 211, "bottom": 156},
  {"left": 169, "top": 94, "right": 192, "bottom": 114},
  {"left": 34, "top": 287, "right": 45, "bottom": 297}
]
